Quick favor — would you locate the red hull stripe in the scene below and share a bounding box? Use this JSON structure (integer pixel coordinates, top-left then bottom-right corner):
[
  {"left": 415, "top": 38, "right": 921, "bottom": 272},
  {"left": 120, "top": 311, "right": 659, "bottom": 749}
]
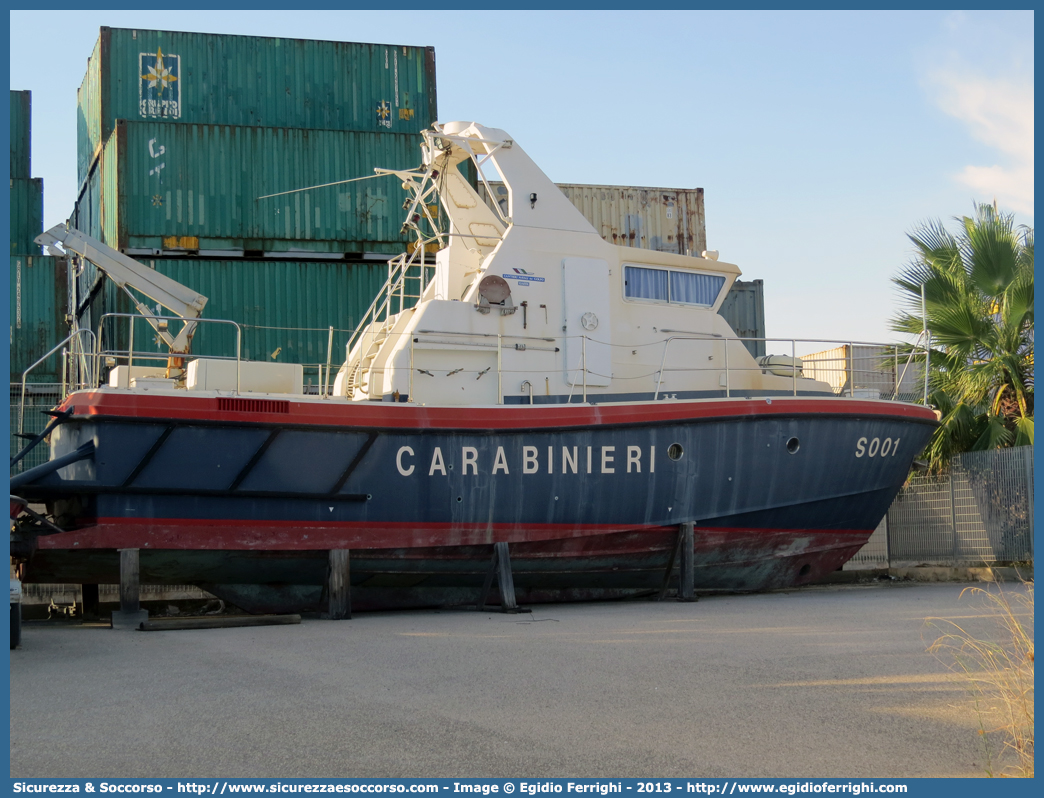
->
[
  {"left": 62, "top": 392, "right": 939, "bottom": 430},
  {"left": 38, "top": 518, "right": 874, "bottom": 551}
]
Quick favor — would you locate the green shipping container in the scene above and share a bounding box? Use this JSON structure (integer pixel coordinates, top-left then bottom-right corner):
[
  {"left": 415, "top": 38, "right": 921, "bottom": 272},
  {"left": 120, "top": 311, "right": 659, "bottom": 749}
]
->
[
  {"left": 10, "top": 178, "right": 43, "bottom": 256},
  {"left": 9, "top": 255, "right": 69, "bottom": 382},
  {"left": 71, "top": 163, "right": 103, "bottom": 242},
  {"left": 94, "top": 258, "right": 402, "bottom": 375},
  {"left": 10, "top": 90, "right": 31, "bottom": 179},
  {"left": 85, "top": 120, "right": 424, "bottom": 254},
  {"left": 77, "top": 27, "right": 437, "bottom": 184}
]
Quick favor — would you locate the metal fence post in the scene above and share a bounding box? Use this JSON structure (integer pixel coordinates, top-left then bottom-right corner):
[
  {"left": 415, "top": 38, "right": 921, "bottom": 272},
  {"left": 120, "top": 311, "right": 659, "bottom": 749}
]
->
[
  {"left": 948, "top": 471, "right": 959, "bottom": 565},
  {"left": 1024, "top": 446, "right": 1034, "bottom": 559},
  {"left": 885, "top": 505, "right": 894, "bottom": 568}
]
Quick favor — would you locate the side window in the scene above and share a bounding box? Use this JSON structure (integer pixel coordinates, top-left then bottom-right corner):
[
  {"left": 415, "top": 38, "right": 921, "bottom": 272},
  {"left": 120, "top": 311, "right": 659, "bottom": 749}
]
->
[
  {"left": 624, "top": 263, "right": 726, "bottom": 307},
  {"left": 669, "top": 271, "right": 726, "bottom": 307},
  {"left": 623, "top": 265, "right": 669, "bottom": 301}
]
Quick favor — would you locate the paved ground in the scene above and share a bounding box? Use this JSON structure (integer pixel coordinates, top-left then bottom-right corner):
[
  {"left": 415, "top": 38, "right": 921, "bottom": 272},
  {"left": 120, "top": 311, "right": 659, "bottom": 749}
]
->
[{"left": 10, "top": 582, "right": 1025, "bottom": 778}]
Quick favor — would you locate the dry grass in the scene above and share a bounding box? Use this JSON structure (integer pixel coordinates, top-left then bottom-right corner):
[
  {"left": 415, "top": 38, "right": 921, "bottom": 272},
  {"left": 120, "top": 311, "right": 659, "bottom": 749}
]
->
[{"left": 927, "top": 583, "right": 1034, "bottom": 777}]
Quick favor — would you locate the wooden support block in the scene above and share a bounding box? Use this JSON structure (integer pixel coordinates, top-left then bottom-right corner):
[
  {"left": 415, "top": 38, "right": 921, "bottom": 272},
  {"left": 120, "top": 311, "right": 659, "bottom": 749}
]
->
[
  {"left": 494, "top": 541, "right": 518, "bottom": 612},
  {"left": 81, "top": 584, "right": 100, "bottom": 619},
  {"left": 478, "top": 547, "right": 499, "bottom": 611},
  {"left": 327, "top": 549, "right": 351, "bottom": 620},
  {"left": 112, "top": 549, "right": 147, "bottom": 629},
  {"left": 141, "top": 614, "right": 301, "bottom": 631},
  {"left": 678, "top": 522, "right": 696, "bottom": 602},
  {"left": 119, "top": 549, "right": 140, "bottom": 614}
]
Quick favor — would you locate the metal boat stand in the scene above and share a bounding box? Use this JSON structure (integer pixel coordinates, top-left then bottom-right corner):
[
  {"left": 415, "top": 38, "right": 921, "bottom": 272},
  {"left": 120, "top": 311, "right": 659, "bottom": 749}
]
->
[
  {"left": 658, "top": 522, "right": 697, "bottom": 602},
  {"left": 477, "top": 541, "right": 528, "bottom": 613}
]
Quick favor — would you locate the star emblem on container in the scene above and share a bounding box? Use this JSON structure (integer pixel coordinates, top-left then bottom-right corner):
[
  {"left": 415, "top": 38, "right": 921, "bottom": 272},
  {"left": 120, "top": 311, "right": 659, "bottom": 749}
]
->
[
  {"left": 152, "top": 194, "right": 164, "bottom": 207},
  {"left": 377, "top": 101, "right": 390, "bottom": 120},
  {"left": 141, "top": 47, "right": 178, "bottom": 97}
]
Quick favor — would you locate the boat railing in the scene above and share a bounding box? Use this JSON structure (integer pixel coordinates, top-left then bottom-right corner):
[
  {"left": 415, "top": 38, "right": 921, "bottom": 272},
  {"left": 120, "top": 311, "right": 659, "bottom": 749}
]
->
[
  {"left": 17, "top": 328, "right": 99, "bottom": 436},
  {"left": 79, "top": 309, "right": 347, "bottom": 398},
  {"left": 97, "top": 312, "right": 243, "bottom": 393},
  {"left": 68, "top": 307, "right": 928, "bottom": 409},
  {"left": 344, "top": 244, "right": 431, "bottom": 371},
  {"left": 400, "top": 330, "right": 929, "bottom": 406},
  {"left": 654, "top": 336, "right": 929, "bottom": 403}
]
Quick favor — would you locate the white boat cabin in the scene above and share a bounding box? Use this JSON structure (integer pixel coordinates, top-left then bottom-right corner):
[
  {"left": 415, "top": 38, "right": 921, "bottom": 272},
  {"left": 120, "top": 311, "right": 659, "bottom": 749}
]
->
[{"left": 332, "top": 122, "right": 824, "bottom": 405}]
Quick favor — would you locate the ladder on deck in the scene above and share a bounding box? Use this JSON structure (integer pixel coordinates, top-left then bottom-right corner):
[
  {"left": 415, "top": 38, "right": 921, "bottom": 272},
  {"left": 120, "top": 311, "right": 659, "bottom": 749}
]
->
[{"left": 341, "top": 249, "right": 429, "bottom": 399}]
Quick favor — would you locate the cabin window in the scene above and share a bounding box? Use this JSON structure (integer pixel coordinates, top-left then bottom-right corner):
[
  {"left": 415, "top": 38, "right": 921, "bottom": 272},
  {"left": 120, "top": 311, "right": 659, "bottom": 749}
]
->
[
  {"left": 670, "top": 271, "right": 725, "bottom": 306},
  {"left": 623, "top": 265, "right": 725, "bottom": 307},
  {"left": 623, "top": 266, "right": 668, "bottom": 301}
]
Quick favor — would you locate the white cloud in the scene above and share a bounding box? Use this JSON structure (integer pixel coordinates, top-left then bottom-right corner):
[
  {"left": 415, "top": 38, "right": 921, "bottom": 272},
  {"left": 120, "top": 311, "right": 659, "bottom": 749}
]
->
[
  {"left": 927, "top": 70, "right": 1034, "bottom": 214},
  {"left": 922, "top": 14, "right": 1034, "bottom": 217}
]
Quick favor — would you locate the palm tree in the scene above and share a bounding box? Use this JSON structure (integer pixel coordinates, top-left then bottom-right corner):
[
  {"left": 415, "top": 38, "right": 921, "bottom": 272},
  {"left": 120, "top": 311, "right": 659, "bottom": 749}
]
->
[{"left": 891, "top": 203, "right": 1033, "bottom": 471}]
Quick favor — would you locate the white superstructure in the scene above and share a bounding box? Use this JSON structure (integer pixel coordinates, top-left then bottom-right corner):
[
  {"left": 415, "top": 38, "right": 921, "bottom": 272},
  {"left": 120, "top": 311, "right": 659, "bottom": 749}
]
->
[{"left": 335, "top": 122, "right": 823, "bottom": 405}]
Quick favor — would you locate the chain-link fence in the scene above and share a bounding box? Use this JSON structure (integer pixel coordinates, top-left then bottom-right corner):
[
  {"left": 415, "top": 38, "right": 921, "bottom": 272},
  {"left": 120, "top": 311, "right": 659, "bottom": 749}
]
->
[
  {"left": 847, "top": 446, "right": 1034, "bottom": 568},
  {"left": 843, "top": 516, "right": 890, "bottom": 569}
]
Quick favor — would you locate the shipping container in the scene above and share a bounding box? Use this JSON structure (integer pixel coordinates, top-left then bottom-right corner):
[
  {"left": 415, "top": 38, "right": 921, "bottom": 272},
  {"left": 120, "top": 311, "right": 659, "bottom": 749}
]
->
[
  {"left": 10, "top": 90, "right": 31, "bottom": 179},
  {"left": 718, "top": 279, "right": 766, "bottom": 358},
  {"left": 77, "top": 27, "right": 437, "bottom": 184},
  {"left": 9, "top": 255, "right": 69, "bottom": 382},
  {"left": 801, "top": 344, "right": 924, "bottom": 401},
  {"left": 73, "top": 121, "right": 425, "bottom": 255},
  {"left": 480, "top": 181, "right": 706, "bottom": 256},
  {"left": 71, "top": 164, "right": 102, "bottom": 242},
  {"left": 87, "top": 258, "right": 396, "bottom": 380},
  {"left": 10, "top": 178, "right": 43, "bottom": 255}
]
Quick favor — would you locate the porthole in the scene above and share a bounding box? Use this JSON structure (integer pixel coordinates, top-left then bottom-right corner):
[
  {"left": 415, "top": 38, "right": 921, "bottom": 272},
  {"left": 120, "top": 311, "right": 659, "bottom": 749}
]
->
[
  {"left": 456, "top": 496, "right": 462, "bottom": 503},
  {"left": 798, "top": 563, "right": 811, "bottom": 577},
  {"left": 786, "top": 437, "right": 800, "bottom": 454},
  {"left": 667, "top": 443, "right": 684, "bottom": 461}
]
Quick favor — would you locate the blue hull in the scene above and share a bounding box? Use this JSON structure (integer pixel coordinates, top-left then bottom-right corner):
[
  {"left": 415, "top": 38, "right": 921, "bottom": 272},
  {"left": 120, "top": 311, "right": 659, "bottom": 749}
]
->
[{"left": 17, "top": 392, "right": 937, "bottom": 607}]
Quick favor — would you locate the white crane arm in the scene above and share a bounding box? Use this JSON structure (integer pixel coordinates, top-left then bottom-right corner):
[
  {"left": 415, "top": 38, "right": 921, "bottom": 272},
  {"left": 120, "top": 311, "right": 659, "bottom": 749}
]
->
[{"left": 36, "top": 224, "right": 209, "bottom": 354}]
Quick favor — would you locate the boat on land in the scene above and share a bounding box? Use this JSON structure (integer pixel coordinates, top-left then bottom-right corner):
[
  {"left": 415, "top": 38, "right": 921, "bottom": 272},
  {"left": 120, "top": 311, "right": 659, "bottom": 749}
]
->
[{"left": 11, "top": 122, "right": 938, "bottom": 613}]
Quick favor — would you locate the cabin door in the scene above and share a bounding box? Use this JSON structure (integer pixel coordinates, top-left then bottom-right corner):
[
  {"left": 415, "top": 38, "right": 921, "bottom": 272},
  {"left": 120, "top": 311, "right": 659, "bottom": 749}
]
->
[{"left": 562, "top": 257, "right": 611, "bottom": 388}]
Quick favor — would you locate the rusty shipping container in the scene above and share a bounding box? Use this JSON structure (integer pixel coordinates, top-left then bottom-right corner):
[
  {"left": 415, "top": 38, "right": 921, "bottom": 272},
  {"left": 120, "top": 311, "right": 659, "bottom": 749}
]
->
[
  {"left": 10, "top": 90, "right": 32, "bottom": 179},
  {"left": 10, "top": 178, "right": 43, "bottom": 256},
  {"left": 481, "top": 181, "right": 706, "bottom": 256},
  {"left": 77, "top": 27, "right": 437, "bottom": 185},
  {"left": 74, "top": 121, "right": 425, "bottom": 255},
  {"left": 9, "top": 255, "right": 69, "bottom": 382}
]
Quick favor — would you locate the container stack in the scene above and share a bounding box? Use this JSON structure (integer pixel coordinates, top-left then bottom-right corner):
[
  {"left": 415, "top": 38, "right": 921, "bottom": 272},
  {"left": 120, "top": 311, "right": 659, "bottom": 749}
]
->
[
  {"left": 10, "top": 90, "right": 41, "bottom": 257},
  {"left": 11, "top": 90, "right": 71, "bottom": 471},
  {"left": 10, "top": 90, "right": 69, "bottom": 386},
  {"left": 71, "top": 28, "right": 437, "bottom": 378}
]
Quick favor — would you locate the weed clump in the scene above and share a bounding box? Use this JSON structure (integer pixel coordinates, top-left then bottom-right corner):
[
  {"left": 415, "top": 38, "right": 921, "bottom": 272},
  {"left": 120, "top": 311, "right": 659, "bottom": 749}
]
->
[{"left": 928, "top": 583, "right": 1034, "bottom": 777}]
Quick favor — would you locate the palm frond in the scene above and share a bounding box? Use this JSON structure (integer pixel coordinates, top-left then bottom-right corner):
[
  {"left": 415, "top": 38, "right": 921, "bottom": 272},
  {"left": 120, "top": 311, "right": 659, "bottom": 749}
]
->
[{"left": 894, "top": 204, "right": 1034, "bottom": 469}]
